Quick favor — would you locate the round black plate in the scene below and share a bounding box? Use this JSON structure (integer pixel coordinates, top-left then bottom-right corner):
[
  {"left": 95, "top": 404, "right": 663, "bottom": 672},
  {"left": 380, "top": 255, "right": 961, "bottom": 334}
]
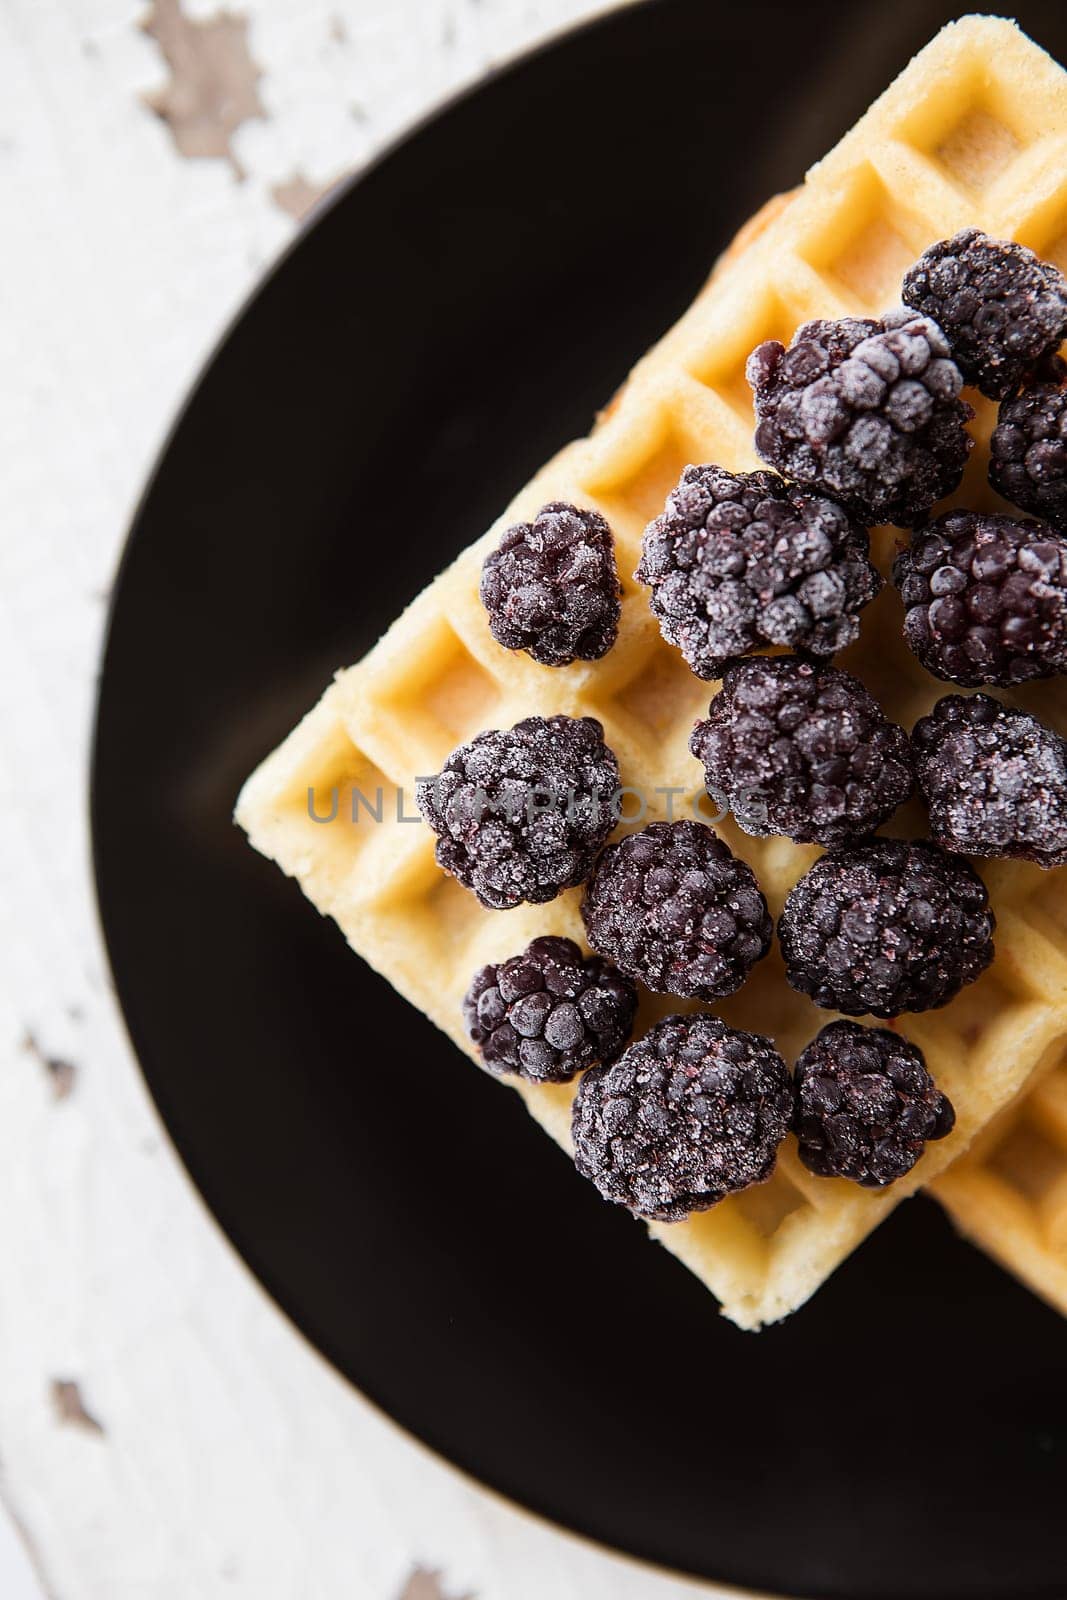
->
[{"left": 93, "top": 3, "right": 1067, "bottom": 1595}]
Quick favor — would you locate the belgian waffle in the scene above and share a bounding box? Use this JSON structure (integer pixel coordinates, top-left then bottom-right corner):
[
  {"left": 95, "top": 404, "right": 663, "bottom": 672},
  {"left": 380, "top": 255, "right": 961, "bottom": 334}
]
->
[
  {"left": 237, "top": 15, "right": 1067, "bottom": 1329},
  {"left": 934, "top": 1051, "right": 1067, "bottom": 1315}
]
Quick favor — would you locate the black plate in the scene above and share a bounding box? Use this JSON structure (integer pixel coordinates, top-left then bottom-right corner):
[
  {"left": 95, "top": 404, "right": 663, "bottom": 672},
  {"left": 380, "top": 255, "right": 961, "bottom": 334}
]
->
[{"left": 93, "top": 3, "right": 1067, "bottom": 1595}]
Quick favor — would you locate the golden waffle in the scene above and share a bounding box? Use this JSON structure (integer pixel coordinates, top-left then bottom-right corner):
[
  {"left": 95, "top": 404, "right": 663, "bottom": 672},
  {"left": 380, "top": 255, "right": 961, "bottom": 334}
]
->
[
  {"left": 237, "top": 16, "right": 1067, "bottom": 1329},
  {"left": 934, "top": 1050, "right": 1067, "bottom": 1316}
]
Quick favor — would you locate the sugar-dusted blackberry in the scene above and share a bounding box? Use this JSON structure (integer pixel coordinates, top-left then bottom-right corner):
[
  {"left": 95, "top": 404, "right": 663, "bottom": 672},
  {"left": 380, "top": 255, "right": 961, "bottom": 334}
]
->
[
  {"left": 416, "top": 715, "right": 618, "bottom": 910},
  {"left": 462, "top": 936, "right": 637, "bottom": 1083},
  {"left": 990, "top": 382, "right": 1067, "bottom": 533},
  {"left": 902, "top": 229, "right": 1067, "bottom": 400},
  {"left": 634, "top": 465, "right": 880, "bottom": 679},
  {"left": 747, "top": 310, "right": 972, "bottom": 525},
  {"left": 794, "top": 1021, "right": 955, "bottom": 1187},
  {"left": 779, "top": 838, "right": 994, "bottom": 1018},
  {"left": 913, "top": 693, "right": 1067, "bottom": 868},
  {"left": 894, "top": 509, "right": 1067, "bottom": 686},
  {"left": 480, "top": 501, "right": 622, "bottom": 666},
  {"left": 689, "top": 655, "right": 913, "bottom": 847},
  {"left": 580, "top": 820, "right": 771, "bottom": 1001},
  {"left": 571, "top": 1013, "right": 793, "bottom": 1221}
]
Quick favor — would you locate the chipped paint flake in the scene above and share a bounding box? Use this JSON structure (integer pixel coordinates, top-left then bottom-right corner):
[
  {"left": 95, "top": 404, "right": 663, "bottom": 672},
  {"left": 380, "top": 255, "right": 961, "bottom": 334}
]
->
[
  {"left": 270, "top": 170, "right": 340, "bottom": 223},
  {"left": 397, "top": 1567, "right": 474, "bottom": 1600},
  {"left": 22, "top": 1031, "right": 76, "bottom": 1101},
  {"left": 141, "top": 0, "right": 265, "bottom": 180},
  {"left": 50, "top": 1381, "right": 105, "bottom": 1436}
]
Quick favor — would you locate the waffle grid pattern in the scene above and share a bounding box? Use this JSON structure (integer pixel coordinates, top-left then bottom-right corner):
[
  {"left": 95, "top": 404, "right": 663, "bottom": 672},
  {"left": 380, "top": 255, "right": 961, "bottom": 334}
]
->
[
  {"left": 238, "top": 17, "right": 1067, "bottom": 1328},
  {"left": 935, "top": 1059, "right": 1067, "bottom": 1317}
]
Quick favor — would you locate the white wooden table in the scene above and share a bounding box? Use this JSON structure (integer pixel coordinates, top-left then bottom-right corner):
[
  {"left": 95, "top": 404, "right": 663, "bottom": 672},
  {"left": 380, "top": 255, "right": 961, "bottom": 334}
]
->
[{"left": 0, "top": 3, "right": 734, "bottom": 1595}]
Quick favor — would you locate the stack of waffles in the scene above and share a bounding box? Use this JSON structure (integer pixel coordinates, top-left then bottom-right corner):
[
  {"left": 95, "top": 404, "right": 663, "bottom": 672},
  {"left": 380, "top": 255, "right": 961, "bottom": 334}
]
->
[{"left": 237, "top": 15, "right": 1067, "bottom": 1330}]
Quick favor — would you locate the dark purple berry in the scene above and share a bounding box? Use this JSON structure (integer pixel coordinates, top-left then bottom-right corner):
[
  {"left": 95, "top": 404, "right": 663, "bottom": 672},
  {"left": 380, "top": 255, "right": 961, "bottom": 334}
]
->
[
  {"left": 690, "top": 655, "right": 913, "bottom": 847},
  {"left": 571, "top": 1013, "right": 793, "bottom": 1221},
  {"left": 990, "top": 382, "right": 1067, "bottom": 532},
  {"left": 417, "top": 715, "right": 618, "bottom": 909},
  {"left": 635, "top": 464, "right": 880, "bottom": 678},
  {"left": 779, "top": 838, "right": 994, "bottom": 1018},
  {"left": 480, "top": 501, "right": 621, "bottom": 666},
  {"left": 894, "top": 508, "right": 1067, "bottom": 686},
  {"left": 463, "top": 936, "right": 637, "bottom": 1082},
  {"left": 902, "top": 229, "right": 1067, "bottom": 400},
  {"left": 580, "top": 820, "right": 771, "bottom": 1001},
  {"left": 794, "top": 1021, "right": 955, "bottom": 1187},
  {"left": 747, "top": 310, "right": 972, "bottom": 525},
  {"left": 913, "top": 693, "right": 1067, "bottom": 868}
]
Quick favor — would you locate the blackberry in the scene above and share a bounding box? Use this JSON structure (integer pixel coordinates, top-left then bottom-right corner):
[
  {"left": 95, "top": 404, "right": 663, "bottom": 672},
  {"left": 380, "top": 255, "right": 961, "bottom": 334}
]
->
[
  {"left": 480, "top": 501, "right": 622, "bottom": 666},
  {"left": 779, "top": 838, "right": 994, "bottom": 1018},
  {"left": 689, "top": 655, "right": 913, "bottom": 847},
  {"left": 417, "top": 715, "right": 618, "bottom": 910},
  {"left": 463, "top": 936, "right": 637, "bottom": 1083},
  {"left": 571, "top": 1013, "right": 793, "bottom": 1221},
  {"left": 747, "top": 310, "right": 972, "bottom": 525},
  {"left": 990, "top": 382, "right": 1067, "bottom": 533},
  {"left": 635, "top": 465, "right": 880, "bottom": 679},
  {"left": 580, "top": 820, "right": 771, "bottom": 1001},
  {"left": 794, "top": 1021, "right": 955, "bottom": 1187},
  {"left": 901, "top": 229, "right": 1067, "bottom": 400},
  {"left": 913, "top": 694, "right": 1067, "bottom": 868},
  {"left": 894, "top": 509, "right": 1067, "bottom": 686}
]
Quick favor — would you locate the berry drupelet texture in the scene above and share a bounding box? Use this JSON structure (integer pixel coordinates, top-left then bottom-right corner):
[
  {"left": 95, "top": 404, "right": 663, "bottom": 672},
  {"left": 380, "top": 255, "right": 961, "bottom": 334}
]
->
[
  {"left": 901, "top": 229, "right": 1067, "bottom": 400},
  {"left": 990, "top": 382, "right": 1067, "bottom": 533},
  {"left": 793, "top": 1021, "right": 955, "bottom": 1187},
  {"left": 416, "top": 715, "right": 618, "bottom": 910},
  {"left": 894, "top": 509, "right": 1067, "bottom": 686},
  {"left": 779, "top": 838, "right": 995, "bottom": 1018},
  {"left": 689, "top": 655, "right": 913, "bottom": 847},
  {"left": 746, "top": 310, "right": 972, "bottom": 525},
  {"left": 580, "top": 820, "right": 771, "bottom": 1001},
  {"left": 571, "top": 1013, "right": 794, "bottom": 1221},
  {"left": 462, "top": 936, "right": 637, "bottom": 1083},
  {"left": 913, "top": 694, "right": 1067, "bottom": 868},
  {"left": 480, "top": 501, "right": 622, "bottom": 666},
  {"left": 635, "top": 464, "right": 880, "bottom": 679}
]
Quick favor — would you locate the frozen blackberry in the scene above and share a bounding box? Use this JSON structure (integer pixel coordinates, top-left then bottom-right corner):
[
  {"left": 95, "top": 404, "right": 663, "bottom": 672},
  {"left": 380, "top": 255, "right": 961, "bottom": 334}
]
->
[
  {"left": 902, "top": 229, "right": 1067, "bottom": 400},
  {"left": 990, "top": 382, "right": 1067, "bottom": 532},
  {"left": 580, "top": 820, "right": 771, "bottom": 1001},
  {"left": 480, "top": 501, "right": 621, "bottom": 666},
  {"left": 747, "top": 310, "right": 972, "bottom": 525},
  {"left": 894, "top": 509, "right": 1067, "bottom": 686},
  {"left": 463, "top": 936, "right": 637, "bottom": 1083},
  {"left": 571, "top": 1013, "right": 793, "bottom": 1221},
  {"left": 779, "top": 838, "right": 994, "bottom": 1018},
  {"left": 914, "top": 694, "right": 1067, "bottom": 868},
  {"left": 794, "top": 1021, "right": 955, "bottom": 1188},
  {"left": 689, "top": 656, "right": 913, "bottom": 847},
  {"left": 635, "top": 465, "right": 880, "bottom": 678},
  {"left": 417, "top": 715, "right": 618, "bottom": 910}
]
